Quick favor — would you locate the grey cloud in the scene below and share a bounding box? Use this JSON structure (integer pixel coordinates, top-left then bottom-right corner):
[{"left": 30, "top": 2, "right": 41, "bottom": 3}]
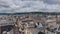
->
[
  {"left": 0, "top": 0, "right": 60, "bottom": 13},
  {"left": 41, "top": 0, "right": 60, "bottom": 4}
]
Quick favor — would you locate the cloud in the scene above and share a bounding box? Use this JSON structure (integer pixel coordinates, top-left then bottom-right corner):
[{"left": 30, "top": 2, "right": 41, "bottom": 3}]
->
[
  {"left": 41, "top": 0, "right": 60, "bottom": 4},
  {"left": 0, "top": 0, "right": 60, "bottom": 13},
  {"left": 14, "top": 1, "right": 60, "bottom": 12}
]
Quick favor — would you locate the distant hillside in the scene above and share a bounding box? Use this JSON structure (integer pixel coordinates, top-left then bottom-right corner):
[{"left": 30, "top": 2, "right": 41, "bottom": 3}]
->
[{"left": 0, "top": 12, "right": 60, "bottom": 15}]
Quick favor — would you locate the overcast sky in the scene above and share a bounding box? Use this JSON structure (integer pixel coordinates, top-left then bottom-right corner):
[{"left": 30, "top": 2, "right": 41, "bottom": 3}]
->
[{"left": 0, "top": 0, "right": 60, "bottom": 13}]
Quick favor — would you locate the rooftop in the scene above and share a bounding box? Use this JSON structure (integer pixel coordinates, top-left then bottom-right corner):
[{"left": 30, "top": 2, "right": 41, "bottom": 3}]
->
[{"left": 0, "top": 20, "right": 16, "bottom": 26}]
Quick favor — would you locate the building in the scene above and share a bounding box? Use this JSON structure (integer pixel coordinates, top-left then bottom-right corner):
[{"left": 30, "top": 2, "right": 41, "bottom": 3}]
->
[{"left": 0, "top": 20, "right": 16, "bottom": 34}]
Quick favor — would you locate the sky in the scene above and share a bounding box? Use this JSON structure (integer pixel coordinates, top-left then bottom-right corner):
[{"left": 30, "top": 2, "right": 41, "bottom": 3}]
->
[{"left": 0, "top": 0, "right": 60, "bottom": 13}]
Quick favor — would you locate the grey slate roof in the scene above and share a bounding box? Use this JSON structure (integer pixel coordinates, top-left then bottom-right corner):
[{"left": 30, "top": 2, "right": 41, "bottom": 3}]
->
[{"left": 0, "top": 20, "right": 16, "bottom": 26}]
